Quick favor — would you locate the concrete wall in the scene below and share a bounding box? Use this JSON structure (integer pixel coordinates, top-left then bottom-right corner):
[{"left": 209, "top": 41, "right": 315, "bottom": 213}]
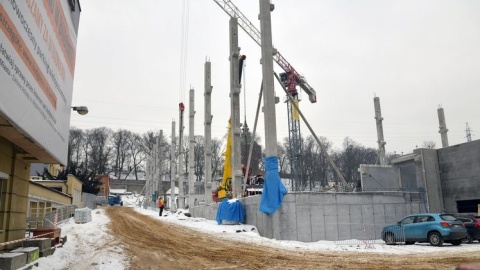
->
[
  {"left": 109, "top": 179, "right": 146, "bottom": 194},
  {"left": 359, "top": 165, "right": 398, "bottom": 190},
  {"left": 437, "top": 140, "right": 480, "bottom": 213},
  {"left": 190, "top": 192, "right": 423, "bottom": 242}
]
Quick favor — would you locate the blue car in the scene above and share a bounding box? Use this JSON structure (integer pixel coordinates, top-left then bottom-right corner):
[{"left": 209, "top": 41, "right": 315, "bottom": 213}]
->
[{"left": 381, "top": 213, "right": 468, "bottom": 246}]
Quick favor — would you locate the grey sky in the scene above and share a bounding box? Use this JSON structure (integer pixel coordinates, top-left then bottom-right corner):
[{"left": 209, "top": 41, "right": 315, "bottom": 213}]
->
[{"left": 71, "top": 0, "right": 480, "bottom": 154}]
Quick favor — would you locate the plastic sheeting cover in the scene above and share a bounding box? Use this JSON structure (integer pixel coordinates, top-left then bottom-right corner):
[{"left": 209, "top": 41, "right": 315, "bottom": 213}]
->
[
  {"left": 259, "top": 156, "right": 287, "bottom": 214},
  {"left": 216, "top": 198, "right": 245, "bottom": 225}
]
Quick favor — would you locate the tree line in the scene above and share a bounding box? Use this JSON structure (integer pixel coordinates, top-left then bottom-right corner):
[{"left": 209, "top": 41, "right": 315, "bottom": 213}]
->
[{"left": 64, "top": 126, "right": 407, "bottom": 192}]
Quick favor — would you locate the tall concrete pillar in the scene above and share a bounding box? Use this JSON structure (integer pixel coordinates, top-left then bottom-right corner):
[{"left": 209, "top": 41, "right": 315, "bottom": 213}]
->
[
  {"left": 178, "top": 105, "right": 186, "bottom": 209},
  {"left": 259, "top": 0, "right": 280, "bottom": 240},
  {"left": 437, "top": 107, "right": 449, "bottom": 148},
  {"left": 374, "top": 97, "right": 386, "bottom": 165},
  {"left": 204, "top": 61, "right": 213, "bottom": 203},
  {"left": 229, "top": 18, "right": 243, "bottom": 199},
  {"left": 188, "top": 89, "right": 195, "bottom": 207},
  {"left": 170, "top": 121, "right": 177, "bottom": 211},
  {"left": 157, "top": 130, "right": 164, "bottom": 197}
]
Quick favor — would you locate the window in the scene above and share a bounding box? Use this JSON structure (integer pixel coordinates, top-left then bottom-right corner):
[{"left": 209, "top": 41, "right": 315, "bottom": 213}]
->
[{"left": 457, "top": 199, "right": 480, "bottom": 213}]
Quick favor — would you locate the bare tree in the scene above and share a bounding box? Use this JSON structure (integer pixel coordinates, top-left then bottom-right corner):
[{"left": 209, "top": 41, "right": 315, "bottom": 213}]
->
[
  {"left": 112, "top": 129, "right": 132, "bottom": 178},
  {"left": 194, "top": 135, "right": 205, "bottom": 181},
  {"left": 210, "top": 138, "right": 223, "bottom": 180},
  {"left": 422, "top": 140, "right": 436, "bottom": 149},
  {"left": 87, "top": 127, "right": 113, "bottom": 174},
  {"left": 68, "top": 127, "right": 84, "bottom": 166},
  {"left": 128, "top": 133, "right": 147, "bottom": 180}
]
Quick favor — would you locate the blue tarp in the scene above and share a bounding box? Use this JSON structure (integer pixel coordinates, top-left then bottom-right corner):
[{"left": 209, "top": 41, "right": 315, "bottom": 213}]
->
[
  {"left": 216, "top": 198, "right": 245, "bottom": 225},
  {"left": 259, "top": 156, "right": 287, "bottom": 214}
]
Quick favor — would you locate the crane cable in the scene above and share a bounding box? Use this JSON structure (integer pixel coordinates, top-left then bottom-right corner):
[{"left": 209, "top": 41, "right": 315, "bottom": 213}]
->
[{"left": 178, "top": 0, "right": 190, "bottom": 102}]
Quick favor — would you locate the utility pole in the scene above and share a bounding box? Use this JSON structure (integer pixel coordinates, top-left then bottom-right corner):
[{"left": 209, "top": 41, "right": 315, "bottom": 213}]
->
[
  {"left": 466, "top": 122, "right": 472, "bottom": 142},
  {"left": 437, "top": 106, "right": 449, "bottom": 148},
  {"left": 374, "top": 97, "right": 386, "bottom": 165},
  {"left": 170, "top": 121, "right": 177, "bottom": 211},
  {"left": 178, "top": 103, "right": 185, "bottom": 209},
  {"left": 229, "top": 17, "right": 242, "bottom": 199},
  {"left": 204, "top": 60, "right": 213, "bottom": 204},
  {"left": 188, "top": 89, "right": 195, "bottom": 207}
]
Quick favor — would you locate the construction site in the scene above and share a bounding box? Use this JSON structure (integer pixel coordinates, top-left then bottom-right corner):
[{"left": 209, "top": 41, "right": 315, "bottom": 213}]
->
[{"left": 138, "top": 0, "right": 480, "bottom": 243}]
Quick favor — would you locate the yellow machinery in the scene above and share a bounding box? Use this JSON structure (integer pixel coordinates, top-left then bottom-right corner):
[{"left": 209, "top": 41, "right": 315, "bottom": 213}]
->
[{"left": 216, "top": 120, "right": 232, "bottom": 200}]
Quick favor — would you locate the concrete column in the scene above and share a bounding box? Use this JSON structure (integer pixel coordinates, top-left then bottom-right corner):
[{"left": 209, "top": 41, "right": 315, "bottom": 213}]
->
[
  {"left": 204, "top": 61, "right": 213, "bottom": 204},
  {"left": 170, "top": 121, "right": 177, "bottom": 211},
  {"left": 229, "top": 18, "right": 243, "bottom": 199},
  {"left": 189, "top": 89, "right": 195, "bottom": 207},
  {"left": 157, "top": 130, "right": 164, "bottom": 198},
  {"left": 374, "top": 97, "right": 386, "bottom": 165},
  {"left": 437, "top": 107, "right": 449, "bottom": 148},
  {"left": 259, "top": 0, "right": 281, "bottom": 240},
  {"left": 178, "top": 107, "right": 185, "bottom": 209}
]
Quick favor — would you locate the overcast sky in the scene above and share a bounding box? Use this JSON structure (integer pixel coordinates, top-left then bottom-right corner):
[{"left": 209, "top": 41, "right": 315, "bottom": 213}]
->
[{"left": 70, "top": 0, "right": 480, "bottom": 155}]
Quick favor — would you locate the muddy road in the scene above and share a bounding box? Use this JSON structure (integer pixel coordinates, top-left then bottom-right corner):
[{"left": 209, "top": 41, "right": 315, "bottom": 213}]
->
[{"left": 105, "top": 207, "right": 480, "bottom": 270}]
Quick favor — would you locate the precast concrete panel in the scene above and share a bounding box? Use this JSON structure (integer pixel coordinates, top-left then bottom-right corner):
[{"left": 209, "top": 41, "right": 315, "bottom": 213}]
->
[
  {"left": 310, "top": 206, "right": 326, "bottom": 241},
  {"left": 361, "top": 205, "right": 375, "bottom": 224},
  {"left": 336, "top": 194, "right": 373, "bottom": 205},
  {"left": 318, "top": 193, "right": 337, "bottom": 205},
  {"left": 373, "top": 204, "right": 386, "bottom": 225},
  {"left": 324, "top": 214, "right": 339, "bottom": 241},
  {"left": 350, "top": 205, "right": 363, "bottom": 222},
  {"left": 395, "top": 204, "right": 407, "bottom": 217},
  {"left": 279, "top": 202, "right": 297, "bottom": 240},
  {"left": 337, "top": 205, "right": 351, "bottom": 240},
  {"left": 296, "top": 206, "right": 312, "bottom": 242},
  {"left": 373, "top": 194, "right": 405, "bottom": 204},
  {"left": 384, "top": 204, "right": 398, "bottom": 224}
]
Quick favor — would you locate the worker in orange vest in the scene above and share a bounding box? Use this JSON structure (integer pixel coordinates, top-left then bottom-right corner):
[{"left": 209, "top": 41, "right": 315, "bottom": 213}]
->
[{"left": 158, "top": 196, "right": 164, "bottom": 216}]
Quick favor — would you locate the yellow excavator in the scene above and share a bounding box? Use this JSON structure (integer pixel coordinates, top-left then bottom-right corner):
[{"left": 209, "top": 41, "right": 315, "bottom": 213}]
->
[{"left": 213, "top": 119, "right": 233, "bottom": 201}]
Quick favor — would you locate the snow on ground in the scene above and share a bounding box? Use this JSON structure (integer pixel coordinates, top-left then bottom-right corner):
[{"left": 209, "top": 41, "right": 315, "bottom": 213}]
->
[{"left": 33, "top": 195, "right": 480, "bottom": 269}]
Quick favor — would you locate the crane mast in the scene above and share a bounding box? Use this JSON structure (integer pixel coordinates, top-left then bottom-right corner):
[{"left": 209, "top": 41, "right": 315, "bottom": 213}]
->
[{"left": 213, "top": 0, "right": 316, "bottom": 190}]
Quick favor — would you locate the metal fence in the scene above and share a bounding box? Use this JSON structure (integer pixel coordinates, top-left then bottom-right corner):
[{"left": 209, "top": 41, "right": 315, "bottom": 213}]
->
[
  {"left": 333, "top": 223, "right": 407, "bottom": 249},
  {"left": 43, "top": 205, "right": 77, "bottom": 227}
]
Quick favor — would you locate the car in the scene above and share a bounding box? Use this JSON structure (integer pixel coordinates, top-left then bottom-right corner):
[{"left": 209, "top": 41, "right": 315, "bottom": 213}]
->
[
  {"left": 381, "top": 213, "right": 468, "bottom": 246},
  {"left": 455, "top": 216, "right": 480, "bottom": 244},
  {"left": 108, "top": 194, "right": 123, "bottom": 206}
]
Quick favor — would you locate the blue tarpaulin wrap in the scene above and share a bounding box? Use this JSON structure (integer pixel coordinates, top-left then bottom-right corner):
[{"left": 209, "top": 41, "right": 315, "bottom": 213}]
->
[
  {"left": 216, "top": 198, "right": 245, "bottom": 225},
  {"left": 260, "top": 156, "right": 287, "bottom": 214}
]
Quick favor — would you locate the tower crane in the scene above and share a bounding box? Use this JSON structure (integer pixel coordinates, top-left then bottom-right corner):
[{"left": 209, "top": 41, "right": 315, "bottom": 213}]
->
[{"left": 213, "top": 0, "right": 316, "bottom": 191}]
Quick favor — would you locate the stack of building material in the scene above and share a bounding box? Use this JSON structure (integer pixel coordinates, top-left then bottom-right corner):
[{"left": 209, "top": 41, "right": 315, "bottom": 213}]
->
[{"left": 74, "top": 208, "right": 92, "bottom": 223}]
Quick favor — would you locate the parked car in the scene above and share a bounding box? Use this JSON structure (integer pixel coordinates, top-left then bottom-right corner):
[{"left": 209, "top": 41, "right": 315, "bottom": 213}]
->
[
  {"left": 455, "top": 216, "right": 480, "bottom": 244},
  {"left": 381, "top": 213, "right": 468, "bottom": 246}
]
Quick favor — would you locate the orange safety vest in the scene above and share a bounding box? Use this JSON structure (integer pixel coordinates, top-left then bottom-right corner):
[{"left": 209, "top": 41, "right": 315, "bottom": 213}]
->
[{"left": 158, "top": 198, "right": 164, "bottom": 207}]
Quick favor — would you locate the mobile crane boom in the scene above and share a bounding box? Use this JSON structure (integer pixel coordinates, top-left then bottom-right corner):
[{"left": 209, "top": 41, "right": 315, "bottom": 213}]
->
[{"left": 213, "top": 0, "right": 317, "bottom": 103}]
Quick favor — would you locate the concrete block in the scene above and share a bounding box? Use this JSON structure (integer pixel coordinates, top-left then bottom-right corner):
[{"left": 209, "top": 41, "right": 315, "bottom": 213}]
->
[
  {"left": 373, "top": 204, "right": 385, "bottom": 225},
  {"left": 282, "top": 193, "right": 295, "bottom": 203},
  {"left": 324, "top": 215, "right": 338, "bottom": 241},
  {"left": 323, "top": 205, "right": 338, "bottom": 217},
  {"left": 0, "top": 252, "right": 26, "bottom": 270},
  {"left": 395, "top": 204, "right": 407, "bottom": 218},
  {"left": 373, "top": 194, "right": 405, "bottom": 204},
  {"left": 11, "top": 247, "right": 39, "bottom": 264},
  {"left": 384, "top": 204, "right": 397, "bottom": 224},
  {"left": 23, "top": 238, "right": 51, "bottom": 252},
  {"left": 336, "top": 194, "right": 373, "bottom": 205},
  {"left": 337, "top": 205, "right": 350, "bottom": 224},
  {"left": 39, "top": 246, "right": 56, "bottom": 257},
  {"left": 350, "top": 205, "right": 362, "bottom": 222},
  {"left": 279, "top": 203, "right": 297, "bottom": 241},
  {"left": 296, "top": 206, "right": 312, "bottom": 242},
  {"left": 361, "top": 205, "right": 374, "bottom": 225},
  {"left": 311, "top": 206, "right": 325, "bottom": 241}
]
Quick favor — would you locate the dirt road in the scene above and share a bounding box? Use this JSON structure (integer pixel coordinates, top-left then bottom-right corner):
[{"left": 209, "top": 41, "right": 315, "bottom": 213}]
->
[{"left": 105, "top": 207, "right": 480, "bottom": 270}]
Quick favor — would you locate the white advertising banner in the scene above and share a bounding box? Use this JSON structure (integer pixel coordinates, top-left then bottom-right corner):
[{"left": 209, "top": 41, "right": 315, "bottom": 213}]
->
[{"left": 0, "top": 0, "right": 77, "bottom": 164}]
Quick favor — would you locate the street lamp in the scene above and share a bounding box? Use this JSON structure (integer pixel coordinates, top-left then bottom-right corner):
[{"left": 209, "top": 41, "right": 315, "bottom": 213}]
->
[{"left": 72, "top": 106, "right": 88, "bottom": 115}]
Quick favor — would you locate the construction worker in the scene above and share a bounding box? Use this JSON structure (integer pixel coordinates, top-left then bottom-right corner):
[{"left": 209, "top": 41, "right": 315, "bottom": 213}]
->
[{"left": 157, "top": 196, "right": 164, "bottom": 216}]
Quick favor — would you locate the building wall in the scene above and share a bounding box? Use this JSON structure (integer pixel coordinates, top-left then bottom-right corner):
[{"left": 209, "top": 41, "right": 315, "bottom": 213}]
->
[
  {"left": 66, "top": 175, "right": 83, "bottom": 207},
  {"left": 0, "top": 137, "right": 30, "bottom": 246},
  {"left": 190, "top": 192, "right": 423, "bottom": 242},
  {"left": 438, "top": 140, "right": 480, "bottom": 213}
]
